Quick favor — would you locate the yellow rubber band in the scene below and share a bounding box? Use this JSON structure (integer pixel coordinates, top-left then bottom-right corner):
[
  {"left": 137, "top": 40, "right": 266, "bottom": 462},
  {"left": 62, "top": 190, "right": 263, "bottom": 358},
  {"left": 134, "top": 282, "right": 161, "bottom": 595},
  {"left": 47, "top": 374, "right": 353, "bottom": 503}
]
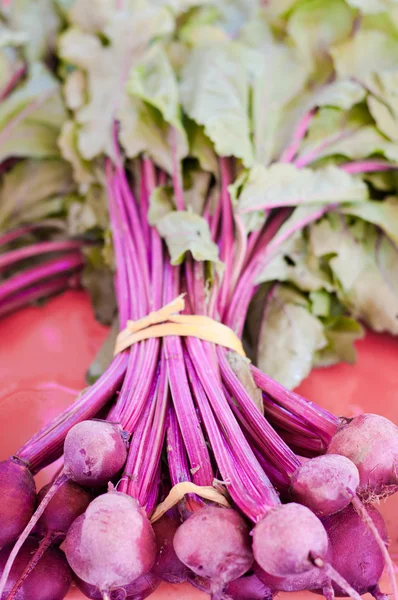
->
[
  {"left": 114, "top": 295, "right": 245, "bottom": 357},
  {"left": 150, "top": 482, "right": 231, "bottom": 523}
]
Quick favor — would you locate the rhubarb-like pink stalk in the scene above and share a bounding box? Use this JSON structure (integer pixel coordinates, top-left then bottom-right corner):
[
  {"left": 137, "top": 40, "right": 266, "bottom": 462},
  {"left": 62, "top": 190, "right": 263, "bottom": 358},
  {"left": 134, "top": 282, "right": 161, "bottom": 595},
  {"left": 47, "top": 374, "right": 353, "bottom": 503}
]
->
[
  {"left": 0, "top": 63, "right": 26, "bottom": 101},
  {"left": 340, "top": 160, "right": 395, "bottom": 174},
  {"left": 0, "top": 276, "right": 73, "bottom": 319},
  {"left": 0, "top": 240, "right": 86, "bottom": 271},
  {"left": 280, "top": 109, "right": 316, "bottom": 163},
  {"left": 251, "top": 365, "right": 339, "bottom": 443},
  {"left": 0, "top": 253, "right": 83, "bottom": 303}
]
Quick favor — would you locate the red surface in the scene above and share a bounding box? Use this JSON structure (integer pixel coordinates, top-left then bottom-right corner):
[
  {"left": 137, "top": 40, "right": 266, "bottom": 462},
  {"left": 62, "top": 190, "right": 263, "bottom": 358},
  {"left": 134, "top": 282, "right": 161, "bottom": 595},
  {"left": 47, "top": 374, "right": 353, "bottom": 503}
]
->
[{"left": 0, "top": 290, "right": 397, "bottom": 600}]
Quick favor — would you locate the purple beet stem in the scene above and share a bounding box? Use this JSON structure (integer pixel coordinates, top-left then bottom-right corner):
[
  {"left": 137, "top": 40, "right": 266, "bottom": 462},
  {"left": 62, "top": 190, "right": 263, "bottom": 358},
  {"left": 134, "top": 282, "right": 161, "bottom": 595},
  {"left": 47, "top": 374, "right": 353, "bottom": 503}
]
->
[{"left": 0, "top": 253, "right": 84, "bottom": 302}]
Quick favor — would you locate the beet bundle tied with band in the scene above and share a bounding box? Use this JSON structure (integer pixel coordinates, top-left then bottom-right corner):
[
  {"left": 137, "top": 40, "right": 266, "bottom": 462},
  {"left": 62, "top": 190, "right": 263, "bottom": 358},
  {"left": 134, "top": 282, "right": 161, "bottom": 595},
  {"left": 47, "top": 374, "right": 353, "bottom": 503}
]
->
[
  {"left": 0, "top": 153, "right": 397, "bottom": 600},
  {"left": 2, "top": 1, "right": 398, "bottom": 599}
]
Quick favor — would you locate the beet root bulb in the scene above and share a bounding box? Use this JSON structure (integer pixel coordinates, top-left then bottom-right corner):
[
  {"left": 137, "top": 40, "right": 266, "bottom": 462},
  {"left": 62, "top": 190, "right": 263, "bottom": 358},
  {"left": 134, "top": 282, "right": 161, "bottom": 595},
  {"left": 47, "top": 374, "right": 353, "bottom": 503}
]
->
[
  {"left": 291, "top": 455, "right": 360, "bottom": 517},
  {"left": 64, "top": 420, "right": 128, "bottom": 488},
  {"left": 252, "top": 503, "right": 329, "bottom": 577},
  {"left": 0, "top": 458, "right": 36, "bottom": 549},
  {"left": 0, "top": 536, "right": 71, "bottom": 600},
  {"left": 152, "top": 514, "right": 189, "bottom": 584},
  {"left": 173, "top": 506, "right": 253, "bottom": 596},
  {"left": 321, "top": 504, "right": 388, "bottom": 596},
  {"left": 225, "top": 572, "right": 274, "bottom": 600},
  {"left": 327, "top": 414, "right": 398, "bottom": 500},
  {"left": 64, "top": 491, "right": 156, "bottom": 594},
  {"left": 74, "top": 571, "right": 160, "bottom": 599},
  {"left": 253, "top": 549, "right": 332, "bottom": 594},
  {"left": 36, "top": 479, "right": 93, "bottom": 542}
]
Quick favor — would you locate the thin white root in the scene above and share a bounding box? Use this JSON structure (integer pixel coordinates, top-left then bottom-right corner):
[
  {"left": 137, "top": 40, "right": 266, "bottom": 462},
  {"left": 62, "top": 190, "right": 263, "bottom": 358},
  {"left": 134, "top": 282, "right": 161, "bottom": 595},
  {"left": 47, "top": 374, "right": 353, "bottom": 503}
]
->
[
  {"left": 0, "top": 472, "right": 68, "bottom": 597},
  {"left": 210, "top": 584, "right": 224, "bottom": 600},
  {"left": 323, "top": 582, "right": 335, "bottom": 600},
  {"left": 371, "top": 584, "right": 390, "bottom": 600},
  {"left": 351, "top": 494, "right": 398, "bottom": 600},
  {"left": 313, "top": 558, "right": 362, "bottom": 600},
  {"left": 7, "top": 533, "right": 54, "bottom": 600}
]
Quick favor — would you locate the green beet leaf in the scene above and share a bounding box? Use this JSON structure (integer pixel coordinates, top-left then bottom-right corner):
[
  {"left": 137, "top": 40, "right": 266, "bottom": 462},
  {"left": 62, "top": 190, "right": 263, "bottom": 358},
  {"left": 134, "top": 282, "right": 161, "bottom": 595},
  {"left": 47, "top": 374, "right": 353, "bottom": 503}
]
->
[
  {"left": 256, "top": 284, "right": 327, "bottom": 389},
  {"left": 237, "top": 162, "right": 368, "bottom": 213},
  {"left": 156, "top": 210, "right": 222, "bottom": 268},
  {"left": 180, "top": 40, "right": 254, "bottom": 167},
  {"left": 310, "top": 215, "right": 398, "bottom": 334}
]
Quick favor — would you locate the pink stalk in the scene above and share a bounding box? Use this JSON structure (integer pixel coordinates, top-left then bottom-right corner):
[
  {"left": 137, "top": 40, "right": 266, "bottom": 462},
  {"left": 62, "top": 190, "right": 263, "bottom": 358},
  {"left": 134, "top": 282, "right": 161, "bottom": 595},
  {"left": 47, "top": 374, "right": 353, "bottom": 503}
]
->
[
  {"left": 166, "top": 404, "right": 203, "bottom": 514},
  {"left": 184, "top": 257, "right": 196, "bottom": 312},
  {"left": 186, "top": 352, "right": 263, "bottom": 518},
  {"left": 140, "top": 159, "right": 216, "bottom": 486},
  {"left": 278, "top": 430, "right": 326, "bottom": 458},
  {"left": 340, "top": 160, "right": 395, "bottom": 174},
  {"left": 186, "top": 259, "right": 220, "bottom": 378},
  {"left": 107, "top": 266, "right": 157, "bottom": 429},
  {"left": 17, "top": 354, "right": 128, "bottom": 471},
  {"left": 218, "top": 348, "right": 300, "bottom": 477},
  {"left": 105, "top": 161, "right": 133, "bottom": 327},
  {"left": 186, "top": 259, "right": 206, "bottom": 316},
  {"left": 171, "top": 128, "right": 185, "bottom": 211},
  {"left": 107, "top": 165, "right": 159, "bottom": 428},
  {"left": 239, "top": 197, "right": 334, "bottom": 215},
  {"left": 135, "top": 359, "right": 168, "bottom": 505},
  {"left": 251, "top": 365, "right": 339, "bottom": 442},
  {"left": 186, "top": 337, "right": 276, "bottom": 501},
  {"left": 266, "top": 204, "right": 334, "bottom": 256},
  {"left": 112, "top": 130, "right": 151, "bottom": 312},
  {"left": 0, "top": 240, "right": 85, "bottom": 271},
  {"left": 0, "top": 253, "right": 84, "bottom": 302},
  {"left": 143, "top": 158, "right": 164, "bottom": 311},
  {"left": 227, "top": 202, "right": 333, "bottom": 335},
  {"left": 113, "top": 173, "right": 149, "bottom": 317},
  {"left": 119, "top": 370, "right": 159, "bottom": 494},
  {"left": 225, "top": 209, "right": 290, "bottom": 335},
  {"left": 145, "top": 463, "right": 162, "bottom": 516},
  {"left": 0, "top": 276, "right": 72, "bottom": 319},
  {"left": 207, "top": 276, "right": 220, "bottom": 320},
  {"left": 0, "top": 221, "right": 66, "bottom": 248},
  {"left": 280, "top": 109, "right": 316, "bottom": 163},
  {"left": 107, "top": 162, "right": 146, "bottom": 438},
  {"left": 244, "top": 225, "right": 265, "bottom": 269},
  {"left": 163, "top": 265, "right": 214, "bottom": 486},
  {"left": 111, "top": 160, "right": 164, "bottom": 434},
  {"left": 210, "top": 189, "right": 223, "bottom": 241},
  {"left": 251, "top": 445, "right": 291, "bottom": 493},
  {"left": 262, "top": 394, "right": 326, "bottom": 445},
  {"left": 218, "top": 158, "right": 235, "bottom": 318},
  {"left": 229, "top": 213, "right": 248, "bottom": 296},
  {"left": 121, "top": 359, "right": 168, "bottom": 508},
  {"left": 105, "top": 165, "right": 160, "bottom": 430},
  {"left": 294, "top": 127, "right": 360, "bottom": 168},
  {"left": 185, "top": 352, "right": 279, "bottom": 521},
  {"left": 138, "top": 161, "right": 151, "bottom": 252},
  {"left": 0, "top": 88, "right": 56, "bottom": 149},
  {"left": 167, "top": 406, "right": 192, "bottom": 487},
  {"left": 0, "top": 64, "right": 26, "bottom": 101}
]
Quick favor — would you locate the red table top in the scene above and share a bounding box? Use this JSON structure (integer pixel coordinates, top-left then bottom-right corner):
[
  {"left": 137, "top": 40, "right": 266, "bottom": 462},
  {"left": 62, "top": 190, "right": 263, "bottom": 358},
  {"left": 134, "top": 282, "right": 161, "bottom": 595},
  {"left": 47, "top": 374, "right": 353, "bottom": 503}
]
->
[{"left": 0, "top": 290, "right": 397, "bottom": 600}]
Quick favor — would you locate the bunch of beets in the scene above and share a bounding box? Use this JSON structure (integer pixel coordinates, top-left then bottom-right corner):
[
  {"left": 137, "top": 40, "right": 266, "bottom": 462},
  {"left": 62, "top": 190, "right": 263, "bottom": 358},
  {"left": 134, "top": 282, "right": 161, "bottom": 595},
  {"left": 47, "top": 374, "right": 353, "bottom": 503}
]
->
[{"left": 0, "top": 151, "right": 397, "bottom": 600}]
